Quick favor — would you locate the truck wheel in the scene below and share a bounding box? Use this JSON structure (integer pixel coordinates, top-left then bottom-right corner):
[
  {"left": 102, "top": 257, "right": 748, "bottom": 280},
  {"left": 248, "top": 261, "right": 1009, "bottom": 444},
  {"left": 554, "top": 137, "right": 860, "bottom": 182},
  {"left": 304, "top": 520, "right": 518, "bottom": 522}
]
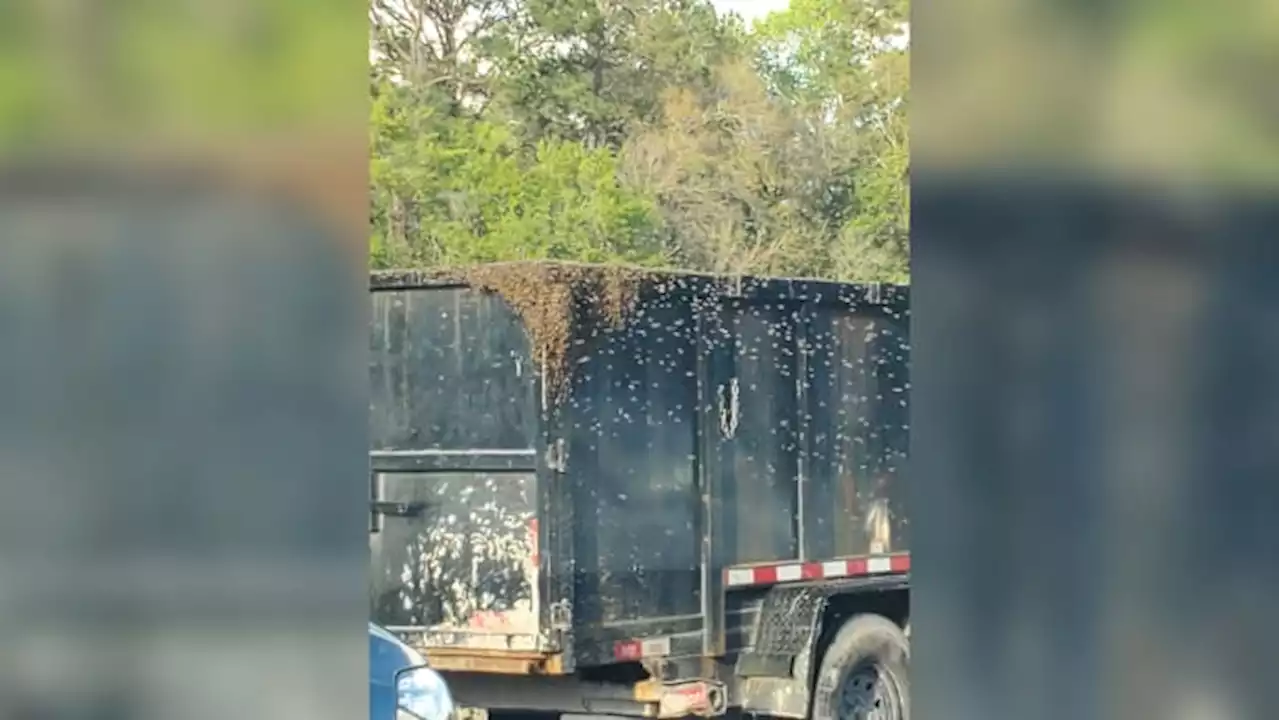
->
[{"left": 809, "top": 614, "right": 909, "bottom": 720}]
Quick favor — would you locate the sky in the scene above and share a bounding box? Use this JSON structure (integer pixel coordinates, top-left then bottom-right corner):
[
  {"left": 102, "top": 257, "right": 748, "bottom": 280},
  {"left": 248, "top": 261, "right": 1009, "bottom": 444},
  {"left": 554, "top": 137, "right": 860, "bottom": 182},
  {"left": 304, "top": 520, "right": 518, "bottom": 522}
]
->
[{"left": 709, "top": 0, "right": 793, "bottom": 23}]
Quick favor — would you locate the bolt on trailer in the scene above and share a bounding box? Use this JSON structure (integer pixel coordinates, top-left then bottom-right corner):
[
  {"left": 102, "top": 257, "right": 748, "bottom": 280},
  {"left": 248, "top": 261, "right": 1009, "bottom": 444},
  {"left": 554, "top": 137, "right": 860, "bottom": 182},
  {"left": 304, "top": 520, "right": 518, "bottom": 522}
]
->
[{"left": 368, "top": 262, "right": 911, "bottom": 720}]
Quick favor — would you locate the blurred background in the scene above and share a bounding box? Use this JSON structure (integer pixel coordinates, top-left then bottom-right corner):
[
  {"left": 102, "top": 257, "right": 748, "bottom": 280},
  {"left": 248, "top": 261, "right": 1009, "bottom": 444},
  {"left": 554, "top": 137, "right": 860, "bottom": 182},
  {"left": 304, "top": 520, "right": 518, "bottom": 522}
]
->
[
  {"left": 912, "top": 0, "right": 1275, "bottom": 719},
  {"left": 0, "top": 2, "right": 369, "bottom": 719},
  {"left": 0, "top": 0, "right": 1273, "bottom": 719}
]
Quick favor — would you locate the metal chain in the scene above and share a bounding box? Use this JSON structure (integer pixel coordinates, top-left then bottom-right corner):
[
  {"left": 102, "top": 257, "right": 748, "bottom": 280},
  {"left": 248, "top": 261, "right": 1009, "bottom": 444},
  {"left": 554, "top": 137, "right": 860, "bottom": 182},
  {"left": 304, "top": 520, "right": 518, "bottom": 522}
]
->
[{"left": 719, "top": 378, "right": 740, "bottom": 438}]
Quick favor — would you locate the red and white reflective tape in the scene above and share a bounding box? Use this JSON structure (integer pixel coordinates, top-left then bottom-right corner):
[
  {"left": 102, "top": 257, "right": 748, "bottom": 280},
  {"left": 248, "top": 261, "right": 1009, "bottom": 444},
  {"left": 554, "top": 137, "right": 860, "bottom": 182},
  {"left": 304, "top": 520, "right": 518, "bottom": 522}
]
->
[
  {"left": 614, "top": 635, "right": 672, "bottom": 661},
  {"left": 723, "top": 553, "right": 910, "bottom": 588},
  {"left": 528, "top": 518, "right": 540, "bottom": 566}
]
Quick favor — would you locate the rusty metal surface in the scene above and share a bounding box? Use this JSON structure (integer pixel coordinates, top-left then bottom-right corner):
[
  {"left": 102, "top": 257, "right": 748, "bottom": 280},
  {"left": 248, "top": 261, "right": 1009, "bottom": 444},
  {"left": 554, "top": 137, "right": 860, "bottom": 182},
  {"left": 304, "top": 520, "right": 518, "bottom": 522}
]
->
[{"left": 422, "top": 647, "right": 566, "bottom": 675}]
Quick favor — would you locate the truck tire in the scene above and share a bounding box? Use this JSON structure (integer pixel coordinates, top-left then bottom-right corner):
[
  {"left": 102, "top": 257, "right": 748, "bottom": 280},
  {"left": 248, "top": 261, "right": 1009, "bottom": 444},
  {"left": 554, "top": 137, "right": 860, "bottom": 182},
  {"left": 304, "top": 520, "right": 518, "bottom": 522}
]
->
[{"left": 809, "top": 614, "right": 909, "bottom": 720}]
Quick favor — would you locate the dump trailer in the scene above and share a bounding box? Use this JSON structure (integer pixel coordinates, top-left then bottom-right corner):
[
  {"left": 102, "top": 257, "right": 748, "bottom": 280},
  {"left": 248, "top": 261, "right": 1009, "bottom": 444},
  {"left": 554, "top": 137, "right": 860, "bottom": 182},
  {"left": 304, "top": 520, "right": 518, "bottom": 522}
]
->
[{"left": 368, "top": 263, "right": 911, "bottom": 720}]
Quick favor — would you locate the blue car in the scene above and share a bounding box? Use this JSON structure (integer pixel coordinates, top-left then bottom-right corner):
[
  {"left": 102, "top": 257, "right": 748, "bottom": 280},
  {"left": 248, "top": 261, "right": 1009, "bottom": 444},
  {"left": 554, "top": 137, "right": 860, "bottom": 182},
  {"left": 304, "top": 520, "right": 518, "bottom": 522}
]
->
[{"left": 369, "top": 623, "right": 455, "bottom": 720}]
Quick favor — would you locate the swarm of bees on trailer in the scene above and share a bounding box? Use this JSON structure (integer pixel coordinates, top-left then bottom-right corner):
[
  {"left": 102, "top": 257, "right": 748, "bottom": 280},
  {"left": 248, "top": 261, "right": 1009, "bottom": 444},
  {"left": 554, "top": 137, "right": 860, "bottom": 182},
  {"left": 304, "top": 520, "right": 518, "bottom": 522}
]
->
[
  {"left": 378, "top": 262, "right": 653, "bottom": 402},
  {"left": 380, "top": 261, "right": 911, "bottom": 627}
]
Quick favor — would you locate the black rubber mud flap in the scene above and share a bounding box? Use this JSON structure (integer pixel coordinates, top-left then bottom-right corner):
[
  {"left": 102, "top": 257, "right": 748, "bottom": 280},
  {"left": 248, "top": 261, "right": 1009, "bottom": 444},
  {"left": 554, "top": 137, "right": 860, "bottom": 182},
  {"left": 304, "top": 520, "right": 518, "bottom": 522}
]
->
[
  {"left": 809, "top": 614, "right": 909, "bottom": 720},
  {"left": 737, "top": 585, "right": 833, "bottom": 678}
]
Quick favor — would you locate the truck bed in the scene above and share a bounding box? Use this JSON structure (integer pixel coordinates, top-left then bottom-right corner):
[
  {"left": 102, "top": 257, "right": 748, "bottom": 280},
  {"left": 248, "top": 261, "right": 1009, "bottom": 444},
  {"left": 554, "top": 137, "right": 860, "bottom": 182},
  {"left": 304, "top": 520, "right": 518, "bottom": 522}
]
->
[{"left": 367, "top": 263, "right": 910, "bottom": 672}]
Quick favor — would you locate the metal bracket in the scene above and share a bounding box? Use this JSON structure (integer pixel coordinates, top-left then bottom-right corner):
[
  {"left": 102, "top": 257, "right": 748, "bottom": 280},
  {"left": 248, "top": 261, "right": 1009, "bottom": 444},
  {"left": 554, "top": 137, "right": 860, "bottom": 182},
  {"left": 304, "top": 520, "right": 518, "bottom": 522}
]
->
[
  {"left": 657, "top": 680, "right": 728, "bottom": 718},
  {"left": 369, "top": 474, "right": 429, "bottom": 533},
  {"left": 549, "top": 600, "right": 572, "bottom": 630},
  {"left": 370, "top": 501, "right": 426, "bottom": 518}
]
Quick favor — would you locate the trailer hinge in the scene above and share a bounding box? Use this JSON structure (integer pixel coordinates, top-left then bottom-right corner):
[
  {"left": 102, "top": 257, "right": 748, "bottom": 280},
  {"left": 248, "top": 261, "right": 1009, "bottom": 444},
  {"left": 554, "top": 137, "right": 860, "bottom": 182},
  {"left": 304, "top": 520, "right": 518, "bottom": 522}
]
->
[
  {"left": 546, "top": 438, "right": 568, "bottom": 473},
  {"left": 549, "top": 600, "right": 572, "bottom": 630}
]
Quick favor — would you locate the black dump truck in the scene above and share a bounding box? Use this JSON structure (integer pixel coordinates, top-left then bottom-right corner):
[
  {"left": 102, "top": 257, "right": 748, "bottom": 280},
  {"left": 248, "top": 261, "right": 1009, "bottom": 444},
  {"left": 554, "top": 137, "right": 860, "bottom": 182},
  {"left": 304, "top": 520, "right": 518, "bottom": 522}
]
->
[{"left": 369, "top": 263, "right": 910, "bottom": 720}]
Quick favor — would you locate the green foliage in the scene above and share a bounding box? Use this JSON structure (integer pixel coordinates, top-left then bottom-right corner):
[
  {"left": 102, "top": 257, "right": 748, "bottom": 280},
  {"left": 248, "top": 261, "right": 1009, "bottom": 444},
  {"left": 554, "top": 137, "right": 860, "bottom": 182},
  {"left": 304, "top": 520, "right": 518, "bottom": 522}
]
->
[
  {"left": 620, "top": 62, "right": 848, "bottom": 277},
  {"left": 755, "top": 0, "right": 910, "bottom": 282},
  {"left": 1, "top": 0, "right": 363, "bottom": 149},
  {"left": 485, "top": 0, "right": 749, "bottom": 149},
  {"left": 369, "top": 0, "right": 912, "bottom": 282},
  {"left": 370, "top": 79, "right": 665, "bottom": 269}
]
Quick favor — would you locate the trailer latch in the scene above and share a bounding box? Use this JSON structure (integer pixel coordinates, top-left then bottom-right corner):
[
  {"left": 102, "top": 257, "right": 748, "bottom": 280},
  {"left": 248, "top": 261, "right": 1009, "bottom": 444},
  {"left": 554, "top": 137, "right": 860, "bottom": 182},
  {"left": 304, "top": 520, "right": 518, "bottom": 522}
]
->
[
  {"left": 370, "top": 501, "right": 426, "bottom": 518},
  {"left": 545, "top": 438, "right": 568, "bottom": 473}
]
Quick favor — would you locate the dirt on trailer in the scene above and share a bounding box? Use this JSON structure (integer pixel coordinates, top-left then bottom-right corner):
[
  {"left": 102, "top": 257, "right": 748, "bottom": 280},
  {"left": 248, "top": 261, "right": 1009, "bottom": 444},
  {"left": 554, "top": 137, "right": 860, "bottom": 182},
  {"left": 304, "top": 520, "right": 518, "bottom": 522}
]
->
[{"left": 379, "top": 262, "right": 671, "bottom": 401}]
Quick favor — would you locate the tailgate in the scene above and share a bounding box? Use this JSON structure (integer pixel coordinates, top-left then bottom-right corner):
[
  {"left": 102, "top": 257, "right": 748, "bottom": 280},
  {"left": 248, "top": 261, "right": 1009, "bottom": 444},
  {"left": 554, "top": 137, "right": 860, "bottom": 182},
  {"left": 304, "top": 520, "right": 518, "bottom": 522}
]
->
[
  {"left": 368, "top": 281, "right": 546, "bottom": 652},
  {"left": 369, "top": 464, "right": 540, "bottom": 650}
]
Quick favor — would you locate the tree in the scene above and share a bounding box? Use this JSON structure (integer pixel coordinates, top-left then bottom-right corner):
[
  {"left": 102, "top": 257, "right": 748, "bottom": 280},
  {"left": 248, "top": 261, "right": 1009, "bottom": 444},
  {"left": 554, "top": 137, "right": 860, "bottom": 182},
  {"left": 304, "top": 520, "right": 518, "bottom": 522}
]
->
[
  {"left": 620, "top": 60, "right": 851, "bottom": 277},
  {"left": 486, "top": 0, "right": 748, "bottom": 149},
  {"left": 369, "top": 0, "right": 523, "bottom": 115},
  {"left": 364, "top": 0, "right": 912, "bottom": 283},
  {"left": 370, "top": 78, "right": 666, "bottom": 269},
  {"left": 755, "top": 0, "right": 910, "bottom": 282}
]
